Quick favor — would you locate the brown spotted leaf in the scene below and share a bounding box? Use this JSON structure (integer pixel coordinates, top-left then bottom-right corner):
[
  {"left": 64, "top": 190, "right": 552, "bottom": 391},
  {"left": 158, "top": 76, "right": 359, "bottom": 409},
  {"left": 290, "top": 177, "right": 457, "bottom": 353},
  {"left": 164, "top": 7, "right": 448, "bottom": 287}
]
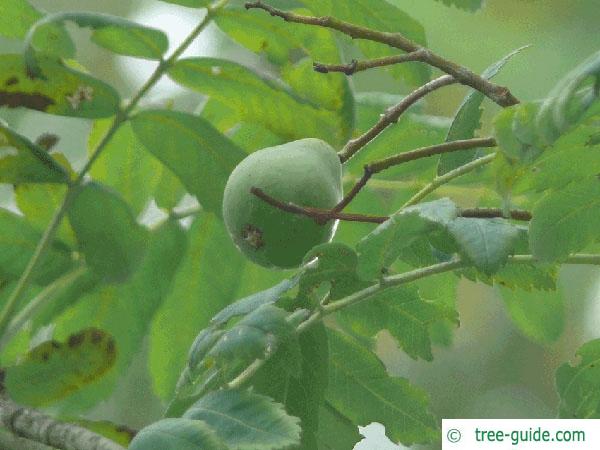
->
[
  {"left": 3, "top": 328, "right": 116, "bottom": 406},
  {"left": 0, "top": 54, "right": 119, "bottom": 118}
]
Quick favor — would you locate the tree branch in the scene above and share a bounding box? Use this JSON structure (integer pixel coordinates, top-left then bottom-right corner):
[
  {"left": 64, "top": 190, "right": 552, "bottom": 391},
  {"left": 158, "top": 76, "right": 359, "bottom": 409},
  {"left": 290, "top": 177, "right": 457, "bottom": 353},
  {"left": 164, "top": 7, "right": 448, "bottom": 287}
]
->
[
  {"left": 313, "top": 51, "right": 426, "bottom": 75},
  {"left": 244, "top": 1, "right": 520, "bottom": 108},
  {"left": 251, "top": 187, "right": 531, "bottom": 224},
  {"left": 0, "top": 398, "right": 124, "bottom": 450},
  {"left": 339, "top": 75, "right": 456, "bottom": 162}
]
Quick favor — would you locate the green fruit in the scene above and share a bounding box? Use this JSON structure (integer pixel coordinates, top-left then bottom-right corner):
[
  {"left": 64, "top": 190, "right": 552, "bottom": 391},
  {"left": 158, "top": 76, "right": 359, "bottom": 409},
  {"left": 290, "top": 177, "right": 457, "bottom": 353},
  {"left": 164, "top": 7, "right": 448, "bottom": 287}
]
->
[{"left": 223, "top": 138, "right": 343, "bottom": 269}]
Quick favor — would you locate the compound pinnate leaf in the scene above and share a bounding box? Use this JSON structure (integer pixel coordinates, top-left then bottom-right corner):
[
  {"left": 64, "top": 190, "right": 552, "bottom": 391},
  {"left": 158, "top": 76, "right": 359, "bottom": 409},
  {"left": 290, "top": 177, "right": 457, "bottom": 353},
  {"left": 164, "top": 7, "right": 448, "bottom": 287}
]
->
[
  {"left": 131, "top": 110, "right": 246, "bottom": 216},
  {"left": 129, "top": 419, "right": 226, "bottom": 450},
  {"left": 4, "top": 328, "right": 116, "bottom": 407},
  {"left": 530, "top": 177, "right": 600, "bottom": 262},
  {"left": 167, "top": 57, "right": 347, "bottom": 146},
  {"left": 0, "top": 208, "right": 73, "bottom": 285},
  {"left": 556, "top": 339, "right": 600, "bottom": 418},
  {"left": 500, "top": 286, "right": 565, "bottom": 344},
  {"left": 448, "top": 218, "right": 521, "bottom": 275},
  {"left": 339, "top": 285, "right": 458, "bottom": 361},
  {"left": 0, "top": 54, "right": 119, "bottom": 118},
  {"left": 438, "top": 46, "right": 528, "bottom": 175},
  {"left": 184, "top": 389, "right": 301, "bottom": 450},
  {"left": 356, "top": 198, "right": 459, "bottom": 280},
  {"left": 326, "top": 330, "right": 439, "bottom": 446},
  {"left": 0, "top": 119, "right": 69, "bottom": 184},
  {"left": 68, "top": 182, "right": 148, "bottom": 282}
]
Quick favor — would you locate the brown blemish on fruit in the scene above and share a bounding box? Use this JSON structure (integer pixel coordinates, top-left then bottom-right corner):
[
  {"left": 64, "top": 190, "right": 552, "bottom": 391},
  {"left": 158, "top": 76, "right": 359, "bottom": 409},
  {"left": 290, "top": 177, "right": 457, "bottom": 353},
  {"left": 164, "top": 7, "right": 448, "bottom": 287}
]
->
[
  {"left": 4, "top": 77, "right": 18, "bottom": 86},
  {"left": 242, "top": 224, "right": 265, "bottom": 249},
  {"left": 0, "top": 91, "right": 54, "bottom": 111},
  {"left": 106, "top": 339, "right": 116, "bottom": 355},
  {"left": 41, "top": 351, "right": 50, "bottom": 361},
  {"left": 68, "top": 332, "right": 85, "bottom": 348},
  {"left": 90, "top": 329, "right": 103, "bottom": 344}
]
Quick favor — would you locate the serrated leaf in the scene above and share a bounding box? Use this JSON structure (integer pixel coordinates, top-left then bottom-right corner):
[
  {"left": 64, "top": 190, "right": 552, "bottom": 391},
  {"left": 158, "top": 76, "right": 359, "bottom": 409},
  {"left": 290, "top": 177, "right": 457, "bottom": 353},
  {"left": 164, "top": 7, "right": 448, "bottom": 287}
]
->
[
  {"left": 448, "top": 218, "right": 521, "bottom": 275},
  {"left": 4, "top": 328, "right": 116, "bottom": 407},
  {"left": 26, "top": 12, "right": 168, "bottom": 67},
  {"left": 326, "top": 330, "right": 439, "bottom": 445},
  {"left": 68, "top": 182, "right": 147, "bottom": 282},
  {"left": 338, "top": 285, "right": 458, "bottom": 360},
  {"left": 184, "top": 389, "right": 301, "bottom": 450},
  {"left": 500, "top": 286, "right": 564, "bottom": 344},
  {"left": 0, "top": 208, "right": 73, "bottom": 284},
  {"left": 0, "top": 54, "right": 119, "bottom": 118},
  {"left": 438, "top": 46, "right": 528, "bottom": 174},
  {"left": 556, "top": 339, "right": 600, "bottom": 418},
  {"left": 356, "top": 198, "right": 459, "bottom": 280},
  {"left": 131, "top": 110, "right": 245, "bottom": 216},
  {"left": 434, "top": 0, "right": 484, "bottom": 11},
  {"left": 0, "top": 0, "right": 74, "bottom": 58},
  {"left": 530, "top": 177, "right": 600, "bottom": 262},
  {"left": 129, "top": 419, "right": 226, "bottom": 450},
  {"left": 168, "top": 57, "right": 347, "bottom": 146},
  {"left": 0, "top": 119, "right": 69, "bottom": 184}
]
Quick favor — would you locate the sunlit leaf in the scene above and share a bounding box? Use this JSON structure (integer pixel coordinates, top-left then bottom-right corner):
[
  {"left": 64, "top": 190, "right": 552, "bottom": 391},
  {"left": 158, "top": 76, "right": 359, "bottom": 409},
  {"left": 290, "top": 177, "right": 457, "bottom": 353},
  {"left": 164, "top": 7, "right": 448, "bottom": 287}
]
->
[
  {"left": 184, "top": 389, "right": 301, "bottom": 450},
  {"left": 434, "top": 0, "right": 484, "bottom": 11},
  {"left": 0, "top": 54, "right": 119, "bottom": 118},
  {"left": 4, "top": 328, "right": 116, "bottom": 407}
]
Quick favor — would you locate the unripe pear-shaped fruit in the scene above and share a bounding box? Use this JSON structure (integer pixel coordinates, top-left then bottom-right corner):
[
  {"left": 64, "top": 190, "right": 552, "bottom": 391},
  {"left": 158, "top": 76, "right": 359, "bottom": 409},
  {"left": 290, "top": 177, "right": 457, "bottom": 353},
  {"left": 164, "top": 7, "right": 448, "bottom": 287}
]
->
[{"left": 223, "top": 138, "right": 343, "bottom": 269}]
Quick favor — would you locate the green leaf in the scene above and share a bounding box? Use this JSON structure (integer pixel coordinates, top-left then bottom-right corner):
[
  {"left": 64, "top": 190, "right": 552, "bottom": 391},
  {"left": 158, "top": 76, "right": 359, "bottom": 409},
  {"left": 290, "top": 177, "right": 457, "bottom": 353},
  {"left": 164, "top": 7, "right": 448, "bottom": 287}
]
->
[
  {"left": 4, "top": 328, "right": 116, "bottom": 407},
  {"left": 89, "top": 120, "right": 182, "bottom": 215},
  {"left": 448, "top": 218, "right": 521, "bottom": 275},
  {"left": 0, "top": 54, "right": 120, "bottom": 118},
  {"left": 0, "top": 0, "right": 74, "bottom": 57},
  {"left": 529, "top": 177, "right": 600, "bottom": 262},
  {"left": 131, "top": 110, "right": 246, "bottom": 216},
  {"left": 338, "top": 285, "right": 458, "bottom": 361},
  {"left": 66, "top": 419, "right": 136, "bottom": 447},
  {"left": 300, "top": 0, "right": 429, "bottom": 86},
  {"left": 26, "top": 12, "right": 168, "bottom": 68},
  {"left": 184, "top": 389, "right": 301, "bottom": 450},
  {"left": 326, "top": 330, "right": 439, "bottom": 445},
  {"left": 556, "top": 339, "right": 600, "bottom": 418},
  {"left": 0, "top": 119, "right": 69, "bottom": 184},
  {"left": 434, "top": 0, "right": 484, "bottom": 11},
  {"left": 0, "top": 208, "right": 73, "bottom": 284},
  {"left": 68, "top": 183, "right": 147, "bottom": 282},
  {"left": 48, "top": 220, "right": 186, "bottom": 412},
  {"left": 129, "top": 419, "right": 226, "bottom": 450},
  {"left": 500, "top": 286, "right": 564, "bottom": 344},
  {"left": 356, "top": 198, "right": 459, "bottom": 280},
  {"left": 168, "top": 58, "right": 347, "bottom": 146},
  {"left": 462, "top": 263, "right": 557, "bottom": 292},
  {"left": 317, "top": 403, "right": 362, "bottom": 450},
  {"left": 438, "top": 46, "right": 528, "bottom": 175}
]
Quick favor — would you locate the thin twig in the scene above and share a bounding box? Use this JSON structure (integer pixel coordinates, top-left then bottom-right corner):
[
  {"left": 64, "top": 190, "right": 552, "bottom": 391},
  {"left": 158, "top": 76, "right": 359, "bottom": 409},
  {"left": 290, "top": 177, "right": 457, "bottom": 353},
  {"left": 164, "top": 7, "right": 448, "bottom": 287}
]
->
[
  {"left": 244, "top": 1, "right": 520, "bottom": 108},
  {"left": 335, "top": 138, "right": 497, "bottom": 210},
  {"left": 313, "top": 51, "right": 426, "bottom": 75},
  {"left": 0, "top": 397, "right": 124, "bottom": 450},
  {"left": 340, "top": 75, "right": 456, "bottom": 162},
  {"left": 252, "top": 187, "right": 531, "bottom": 224},
  {"left": 403, "top": 153, "right": 497, "bottom": 207}
]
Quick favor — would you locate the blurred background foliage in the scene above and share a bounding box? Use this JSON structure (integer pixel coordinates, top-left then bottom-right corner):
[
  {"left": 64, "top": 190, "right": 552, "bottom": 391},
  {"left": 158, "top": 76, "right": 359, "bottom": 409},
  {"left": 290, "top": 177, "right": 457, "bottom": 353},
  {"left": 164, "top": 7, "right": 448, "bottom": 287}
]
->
[{"left": 1, "top": 0, "right": 599, "bottom": 448}]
